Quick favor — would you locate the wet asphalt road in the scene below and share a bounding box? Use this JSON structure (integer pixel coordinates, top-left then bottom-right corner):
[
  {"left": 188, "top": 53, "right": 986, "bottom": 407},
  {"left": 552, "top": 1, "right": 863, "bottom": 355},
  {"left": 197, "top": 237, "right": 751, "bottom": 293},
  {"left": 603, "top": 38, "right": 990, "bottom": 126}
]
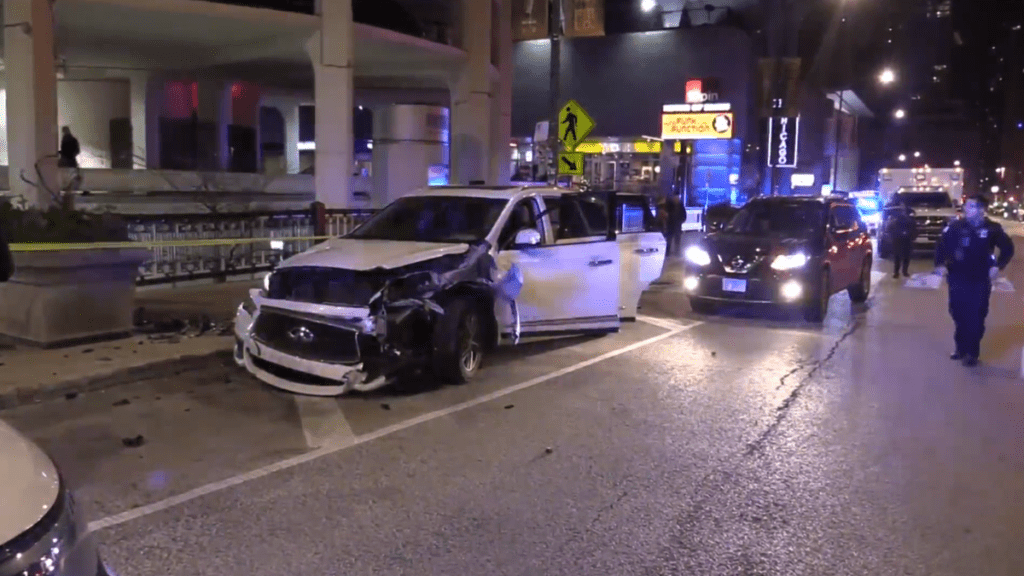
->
[{"left": 5, "top": 244, "right": 1024, "bottom": 576}]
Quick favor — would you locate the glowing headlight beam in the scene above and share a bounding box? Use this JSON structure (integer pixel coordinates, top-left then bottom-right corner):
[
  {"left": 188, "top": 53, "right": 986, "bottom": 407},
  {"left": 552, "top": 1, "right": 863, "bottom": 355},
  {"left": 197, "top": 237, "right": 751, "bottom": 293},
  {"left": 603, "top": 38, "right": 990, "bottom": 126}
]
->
[{"left": 685, "top": 246, "right": 712, "bottom": 266}]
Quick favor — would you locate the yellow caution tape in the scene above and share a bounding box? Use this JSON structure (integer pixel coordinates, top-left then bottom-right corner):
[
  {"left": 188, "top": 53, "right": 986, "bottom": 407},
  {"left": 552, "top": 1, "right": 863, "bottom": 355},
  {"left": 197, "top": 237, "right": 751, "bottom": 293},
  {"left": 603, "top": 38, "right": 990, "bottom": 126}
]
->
[{"left": 9, "top": 236, "right": 333, "bottom": 252}]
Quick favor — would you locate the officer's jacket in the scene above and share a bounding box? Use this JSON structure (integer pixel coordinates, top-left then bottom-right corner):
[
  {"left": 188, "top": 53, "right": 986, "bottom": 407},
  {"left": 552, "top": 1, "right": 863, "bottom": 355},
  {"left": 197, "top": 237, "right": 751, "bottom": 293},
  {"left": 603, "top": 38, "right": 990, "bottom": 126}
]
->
[
  {"left": 886, "top": 212, "right": 917, "bottom": 239},
  {"left": 934, "top": 217, "right": 1015, "bottom": 281}
]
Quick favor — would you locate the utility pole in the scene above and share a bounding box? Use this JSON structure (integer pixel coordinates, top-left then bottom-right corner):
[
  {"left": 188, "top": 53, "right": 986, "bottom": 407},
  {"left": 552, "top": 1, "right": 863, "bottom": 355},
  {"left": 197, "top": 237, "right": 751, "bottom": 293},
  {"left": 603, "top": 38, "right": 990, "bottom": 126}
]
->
[
  {"left": 547, "top": 0, "right": 562, "bottom": 184},
  {"left": 830, "top": 6, "right": 848, "bottom": 192},
  {"left": 766, "top": 0, "right": 785, "bottom": 196}
]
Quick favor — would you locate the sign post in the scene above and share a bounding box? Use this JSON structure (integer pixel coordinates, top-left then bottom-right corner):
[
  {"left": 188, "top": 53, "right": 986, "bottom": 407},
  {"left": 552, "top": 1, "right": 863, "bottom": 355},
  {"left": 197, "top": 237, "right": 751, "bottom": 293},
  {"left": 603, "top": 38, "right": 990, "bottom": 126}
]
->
[{"left": 557, "top": 99, "right": 595, "bottom": 177}]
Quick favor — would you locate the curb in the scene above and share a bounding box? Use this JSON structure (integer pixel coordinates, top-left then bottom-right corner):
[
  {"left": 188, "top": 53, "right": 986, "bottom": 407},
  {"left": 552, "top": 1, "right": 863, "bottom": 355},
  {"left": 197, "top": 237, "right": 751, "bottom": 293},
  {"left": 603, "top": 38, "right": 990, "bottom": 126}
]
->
[{"left": 0, "top": 349, "right": 234, "bottom": 411}]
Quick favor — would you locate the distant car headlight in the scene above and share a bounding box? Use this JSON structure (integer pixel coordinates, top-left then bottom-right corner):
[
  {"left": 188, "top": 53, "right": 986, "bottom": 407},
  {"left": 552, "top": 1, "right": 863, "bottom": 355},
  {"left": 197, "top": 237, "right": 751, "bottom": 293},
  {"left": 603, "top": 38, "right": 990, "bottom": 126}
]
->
[
  {"left": 770, "top": 253, "right": 809, "bottom": 271},
  {"left": 685, "top": 246, "right": 712, "bottom": 266}
]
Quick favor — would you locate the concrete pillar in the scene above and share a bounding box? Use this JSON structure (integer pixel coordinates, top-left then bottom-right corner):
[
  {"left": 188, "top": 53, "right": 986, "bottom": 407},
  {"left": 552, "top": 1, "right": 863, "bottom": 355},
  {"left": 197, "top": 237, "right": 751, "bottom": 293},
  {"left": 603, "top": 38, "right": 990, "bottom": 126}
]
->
[
  {"left": 307, "top": 0, "right": 354, "bottom": 208},
  {"left": 144, "top": 77, "right": 163, "bottom": 169},
  {"left": 283, "top": 102, "right": 300, "bottom": 175},
  {"left": 450, "top": 0, "right": 493, "bottom": 185},
  {"left": 489, "top": 0, "right": 513, "bottom": 185},
  {"left": 372, "top": 105, "right": 450, "bottom": 207},
  {"left": 127, "top": 72, "right": 163, "bottom": 169},
  {"left": 195, "top": 80, "right": 231, "bottom": 171},
  {"left": 4, "top": 0, "right": 58, "bottom": 207}
]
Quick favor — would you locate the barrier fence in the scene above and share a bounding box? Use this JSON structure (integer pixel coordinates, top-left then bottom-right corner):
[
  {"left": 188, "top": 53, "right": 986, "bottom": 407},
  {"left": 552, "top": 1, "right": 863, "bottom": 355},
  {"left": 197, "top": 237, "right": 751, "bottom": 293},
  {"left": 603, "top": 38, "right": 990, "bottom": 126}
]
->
[{"left": 9, "top": 206, "right": 378, "bottom": 286}]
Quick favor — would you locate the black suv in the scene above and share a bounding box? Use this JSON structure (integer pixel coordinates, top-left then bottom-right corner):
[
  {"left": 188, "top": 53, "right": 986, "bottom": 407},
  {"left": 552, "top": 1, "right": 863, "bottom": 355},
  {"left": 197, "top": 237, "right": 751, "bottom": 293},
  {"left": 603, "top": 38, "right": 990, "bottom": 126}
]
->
[{"left": 683, "top": 196, "right": 873, "bottom": 323}]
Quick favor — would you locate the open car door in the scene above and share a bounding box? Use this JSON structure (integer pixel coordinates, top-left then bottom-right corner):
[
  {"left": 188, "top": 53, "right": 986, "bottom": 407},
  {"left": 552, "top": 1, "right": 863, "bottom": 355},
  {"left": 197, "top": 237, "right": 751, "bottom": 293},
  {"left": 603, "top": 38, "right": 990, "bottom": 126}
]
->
[
  {"left": 495, "top": 193, "right": 621, "bottom": 337},
  {"left": 612, "top": 193, "right": 666, "bottom": 320}
]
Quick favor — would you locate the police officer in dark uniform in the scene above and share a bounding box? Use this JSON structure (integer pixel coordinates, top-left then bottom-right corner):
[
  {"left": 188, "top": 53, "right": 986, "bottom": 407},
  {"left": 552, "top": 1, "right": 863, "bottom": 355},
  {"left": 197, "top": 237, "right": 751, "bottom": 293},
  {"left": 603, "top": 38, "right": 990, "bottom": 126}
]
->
[
  {"left": 886, "top": 203, "right": 917, "bottom": 278},
  {"left": 933, "top": 194, "right": 1015, "bottom": 366}
]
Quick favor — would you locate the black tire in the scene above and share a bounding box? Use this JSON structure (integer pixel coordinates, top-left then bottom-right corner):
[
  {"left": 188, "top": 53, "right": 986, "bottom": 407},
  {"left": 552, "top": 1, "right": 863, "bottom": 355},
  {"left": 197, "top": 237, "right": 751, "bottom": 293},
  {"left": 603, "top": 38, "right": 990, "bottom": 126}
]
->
[
  {"left": 432, "top": 298, "right": 484, "bottom": 384},
  {"left": 848, "top": 257, "right": 871, "bottom": 303},
  {"left": 804, "top": 269, "right": 831, "bottom": 323},
  {"left": 689, "top": 297, "right": 718, "bottom": 315}
]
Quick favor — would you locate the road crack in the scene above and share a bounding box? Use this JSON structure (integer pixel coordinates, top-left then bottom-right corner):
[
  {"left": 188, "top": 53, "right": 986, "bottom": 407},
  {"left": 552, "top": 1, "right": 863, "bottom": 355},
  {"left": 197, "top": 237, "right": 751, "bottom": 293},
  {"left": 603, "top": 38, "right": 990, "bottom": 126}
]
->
[{"left": 745, "top": 319, "right": 862, "bottom": 456}]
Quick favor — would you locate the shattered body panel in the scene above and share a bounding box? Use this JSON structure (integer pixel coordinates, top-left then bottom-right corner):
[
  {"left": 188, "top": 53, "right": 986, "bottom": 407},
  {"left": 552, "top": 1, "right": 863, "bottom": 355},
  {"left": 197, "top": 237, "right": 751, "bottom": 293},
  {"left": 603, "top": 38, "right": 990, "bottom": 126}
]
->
[{"left": 234, "top": 241, "right": 522, "bottom": 396}]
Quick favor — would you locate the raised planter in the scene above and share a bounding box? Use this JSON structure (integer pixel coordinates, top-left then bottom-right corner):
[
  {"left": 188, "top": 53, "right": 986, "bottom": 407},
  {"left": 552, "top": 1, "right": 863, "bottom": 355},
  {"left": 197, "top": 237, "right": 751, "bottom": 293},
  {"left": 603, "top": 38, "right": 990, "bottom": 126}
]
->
[{"left": 0, "top": 248, "right": 151, "bottom": 348}]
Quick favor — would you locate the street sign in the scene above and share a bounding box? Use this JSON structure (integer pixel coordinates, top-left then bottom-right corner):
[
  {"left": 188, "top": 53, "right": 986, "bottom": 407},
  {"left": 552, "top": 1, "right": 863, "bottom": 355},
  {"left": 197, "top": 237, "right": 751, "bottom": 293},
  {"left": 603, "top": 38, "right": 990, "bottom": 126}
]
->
[
  {"left": 558, "top": 100, "right": 594, "bottom": 152},
  {"left": 558, "top": 152, "right": 585, "bottom": 176}
]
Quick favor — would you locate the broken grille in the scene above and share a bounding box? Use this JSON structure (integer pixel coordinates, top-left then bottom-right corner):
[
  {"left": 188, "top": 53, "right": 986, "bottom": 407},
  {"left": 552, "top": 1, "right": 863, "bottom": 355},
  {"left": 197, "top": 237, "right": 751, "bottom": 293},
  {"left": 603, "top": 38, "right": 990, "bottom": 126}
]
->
[{"left": 252, "top": 310, "right": 361, "bottom": 364}]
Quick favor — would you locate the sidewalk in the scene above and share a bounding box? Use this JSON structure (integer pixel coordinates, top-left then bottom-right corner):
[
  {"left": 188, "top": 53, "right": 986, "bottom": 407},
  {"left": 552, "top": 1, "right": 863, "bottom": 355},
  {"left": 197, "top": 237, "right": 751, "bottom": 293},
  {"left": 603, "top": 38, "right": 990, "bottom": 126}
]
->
[{"left": 0, "top": 280, "right": 258, "bottom": 409}]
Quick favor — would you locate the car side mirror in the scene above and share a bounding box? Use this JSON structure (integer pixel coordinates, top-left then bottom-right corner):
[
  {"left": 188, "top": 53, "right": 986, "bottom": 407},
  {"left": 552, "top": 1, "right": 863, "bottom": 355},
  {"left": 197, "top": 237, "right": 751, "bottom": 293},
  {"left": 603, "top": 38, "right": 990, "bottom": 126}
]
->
[{"left": 512, "top": 228, "right": 542, "bottom": 248}]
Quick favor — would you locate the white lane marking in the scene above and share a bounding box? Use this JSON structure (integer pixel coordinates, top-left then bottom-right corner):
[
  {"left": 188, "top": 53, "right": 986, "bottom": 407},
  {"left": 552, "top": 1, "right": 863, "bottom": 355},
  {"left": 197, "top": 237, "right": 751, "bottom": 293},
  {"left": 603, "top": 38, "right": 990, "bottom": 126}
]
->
[
  {"left": 86, "top": 320, "right": 700, "bottom": 533},
  {"left": 294, "top": 396, "right": 356, "bottom": 448},
  {"left": 637, "top": 314, "right": 694, "bottom": 331}
]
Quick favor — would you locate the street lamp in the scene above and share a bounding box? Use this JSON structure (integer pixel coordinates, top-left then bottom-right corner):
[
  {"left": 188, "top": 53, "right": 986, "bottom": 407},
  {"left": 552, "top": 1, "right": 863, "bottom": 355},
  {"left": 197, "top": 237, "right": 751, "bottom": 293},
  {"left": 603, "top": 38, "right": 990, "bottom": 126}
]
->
[
  {"left": 914, "top": 151, "right": 921, "bottom": 158},
  {"left": 878, "top": 68, "right": 896, "bottom": 84},
  {"left": 954, "top": 160, "right": 961, "bottom": 167},
  {"left": 894, "top": 109, "right": 906, "bottom": 119},
  {"left": 898, "top": 154, "right": 907, "bottom": 162},
  {"left": 641, "top": 0, "right": 656, "bottom": 11}
]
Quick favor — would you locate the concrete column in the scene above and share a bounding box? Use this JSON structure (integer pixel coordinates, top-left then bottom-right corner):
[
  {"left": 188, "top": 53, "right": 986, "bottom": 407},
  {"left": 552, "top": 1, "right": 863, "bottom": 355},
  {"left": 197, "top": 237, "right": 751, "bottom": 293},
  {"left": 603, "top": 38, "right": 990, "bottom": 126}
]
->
[
  {"left": 195, "top": 80, "right": 231, "bottom": 171},
  {"left": 283, "top": 102, "right": 300, "bottom": 174},
  {"left": 450, "top": 0, "right": 493, "bottom": 185},
  {"left": 372, "top": 105, "right": 450, "bottom": 207},
  {"left": 307, "top": 0, "right": 354, "bottom": 208},
  {"left": 144, "top": 77, "right": 163, "bottom": 168},
  {"left": 489, "top": 0, "right": 513, "bottom": 185},
  {"left": 4, "top": 0, "right": 58, "bottom": 207},
  {"left": 126, "top": 72, "right": 160, "bottom": 169}
]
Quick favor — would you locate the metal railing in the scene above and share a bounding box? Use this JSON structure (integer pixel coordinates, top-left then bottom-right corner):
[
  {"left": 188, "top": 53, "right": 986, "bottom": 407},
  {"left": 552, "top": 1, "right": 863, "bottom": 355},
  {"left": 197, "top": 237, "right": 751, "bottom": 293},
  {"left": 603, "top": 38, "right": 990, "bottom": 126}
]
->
[{"left": 124, "top": 208, "right": 376, "bottom": 285}]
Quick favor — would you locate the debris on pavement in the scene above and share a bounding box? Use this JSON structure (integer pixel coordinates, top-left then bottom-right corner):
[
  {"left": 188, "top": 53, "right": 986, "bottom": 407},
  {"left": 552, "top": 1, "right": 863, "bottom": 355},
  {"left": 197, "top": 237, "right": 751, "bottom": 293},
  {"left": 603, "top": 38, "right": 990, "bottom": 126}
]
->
[
  {"left": 64, "top": 392, "right": 78, "bottom": 400},
  {"left": 504, "top": 404, "right": 514, "bottom": 410},
  {"left": 544, "top": 447, "right": 554, "bottom": 454},
  {"left": 121, "top": 435, "right": 145, "bottom": 448},
  {"left": 112, "top": 399, "right": 130, "bottom": 407},
  {"left": 381, "top": 403, "right": 391, "bottom": 411}
]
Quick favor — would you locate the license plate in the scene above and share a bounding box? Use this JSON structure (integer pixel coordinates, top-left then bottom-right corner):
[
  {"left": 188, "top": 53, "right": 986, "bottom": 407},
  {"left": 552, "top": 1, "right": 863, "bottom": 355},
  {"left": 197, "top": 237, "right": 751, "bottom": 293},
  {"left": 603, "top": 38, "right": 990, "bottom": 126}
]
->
[{"left": 722, "top": 278, "right": 747, "bottom": 293}]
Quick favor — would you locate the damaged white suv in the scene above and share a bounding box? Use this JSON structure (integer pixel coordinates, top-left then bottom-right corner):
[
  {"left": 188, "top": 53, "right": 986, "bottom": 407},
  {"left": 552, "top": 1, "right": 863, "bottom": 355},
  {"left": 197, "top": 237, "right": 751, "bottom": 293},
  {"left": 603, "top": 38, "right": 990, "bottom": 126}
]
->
[{"left": 234, "top": 186, "right": 666, "bottom": 395}]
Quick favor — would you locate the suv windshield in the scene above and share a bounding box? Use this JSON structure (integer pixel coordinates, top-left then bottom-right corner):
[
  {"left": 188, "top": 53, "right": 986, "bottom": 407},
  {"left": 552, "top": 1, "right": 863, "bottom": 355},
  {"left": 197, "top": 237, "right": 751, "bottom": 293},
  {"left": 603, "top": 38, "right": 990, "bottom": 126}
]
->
[
  {"left": 891, "top": 192, "right": 953, "bottom": 208},
  {"left": 348, "top": 196, "right": 508, "bottom": 243},
  {"left": 724, "top": 201, "right": 826, "bottom": 236}
]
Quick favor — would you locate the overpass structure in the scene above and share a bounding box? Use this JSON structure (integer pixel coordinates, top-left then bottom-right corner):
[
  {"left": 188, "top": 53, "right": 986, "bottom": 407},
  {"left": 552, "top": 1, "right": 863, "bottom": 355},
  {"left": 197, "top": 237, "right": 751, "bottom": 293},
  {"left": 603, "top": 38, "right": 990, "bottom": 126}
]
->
[{"left": 0, "top": 0, "right": 513, "bottom": 209}]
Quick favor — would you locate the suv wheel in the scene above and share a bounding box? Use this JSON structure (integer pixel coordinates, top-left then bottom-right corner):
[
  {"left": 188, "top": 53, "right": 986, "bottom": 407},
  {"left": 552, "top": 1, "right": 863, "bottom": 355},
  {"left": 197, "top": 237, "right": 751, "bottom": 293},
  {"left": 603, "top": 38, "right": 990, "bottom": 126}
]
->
[
  {"left": 848, "top": 258, "right": 871, "bottom": 303},
  {"left": 432, "top": 298, "right": 484, "bottom": 384},
  {"left": 804, "top": 269, "right": 830, "bottom": 323}
]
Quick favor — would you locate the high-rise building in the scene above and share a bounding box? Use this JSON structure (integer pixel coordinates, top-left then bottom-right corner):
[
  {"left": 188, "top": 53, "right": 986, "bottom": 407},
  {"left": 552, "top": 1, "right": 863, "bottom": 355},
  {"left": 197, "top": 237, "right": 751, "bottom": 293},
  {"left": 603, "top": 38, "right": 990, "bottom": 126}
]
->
[{"left": 951, "top": 0, "right": 1023, "bottom": 195}]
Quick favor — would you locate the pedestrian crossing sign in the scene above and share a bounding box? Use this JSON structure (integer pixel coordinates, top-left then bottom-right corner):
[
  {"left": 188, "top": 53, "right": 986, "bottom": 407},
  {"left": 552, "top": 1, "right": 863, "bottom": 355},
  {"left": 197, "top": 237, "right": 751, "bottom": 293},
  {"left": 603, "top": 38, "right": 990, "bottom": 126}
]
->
[
  {"left": 558, "top": 100, "right": 595, "bottom": 152},
  {"left": 558, "top": 152, "right": 585, "bottom": 176}
]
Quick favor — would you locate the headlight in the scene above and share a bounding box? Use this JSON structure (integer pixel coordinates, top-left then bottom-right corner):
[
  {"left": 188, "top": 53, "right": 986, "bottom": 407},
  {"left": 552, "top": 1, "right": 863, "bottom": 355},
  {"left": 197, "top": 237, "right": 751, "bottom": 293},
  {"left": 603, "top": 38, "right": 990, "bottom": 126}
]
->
[
  {"left": 685, "top": 246, "right": 712, "bottom": 266},
  {"left": 770, "top": 253, "right": 809, "bottom": 270}
]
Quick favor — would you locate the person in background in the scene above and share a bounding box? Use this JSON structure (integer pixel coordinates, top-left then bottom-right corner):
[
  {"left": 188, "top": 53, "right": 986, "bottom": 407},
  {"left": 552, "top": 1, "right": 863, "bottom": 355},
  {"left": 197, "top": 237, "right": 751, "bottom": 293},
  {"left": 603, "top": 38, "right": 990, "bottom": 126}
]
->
[
  {"left": 59, "top": 126, "right": 81, "bottom": 168},
  {"left": 664, "top": 194, "right": 685, "bottom": 256},
  {"left": 933, "top": 194, "right": 1015, "bottom": 367},
  {"left": 886, "top": 203, "right": 917, "bottom": 278}
]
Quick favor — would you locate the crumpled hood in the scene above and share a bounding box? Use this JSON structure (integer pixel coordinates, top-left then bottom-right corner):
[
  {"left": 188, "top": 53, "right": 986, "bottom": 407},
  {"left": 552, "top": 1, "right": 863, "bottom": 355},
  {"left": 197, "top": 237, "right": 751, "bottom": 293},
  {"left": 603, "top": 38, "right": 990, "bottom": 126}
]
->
[
  {"left": 279, "top": 238, "right": 472, "bottom": 271},
  {"left": 0, "top": 419, "right": 60, "bottom": 545}
]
